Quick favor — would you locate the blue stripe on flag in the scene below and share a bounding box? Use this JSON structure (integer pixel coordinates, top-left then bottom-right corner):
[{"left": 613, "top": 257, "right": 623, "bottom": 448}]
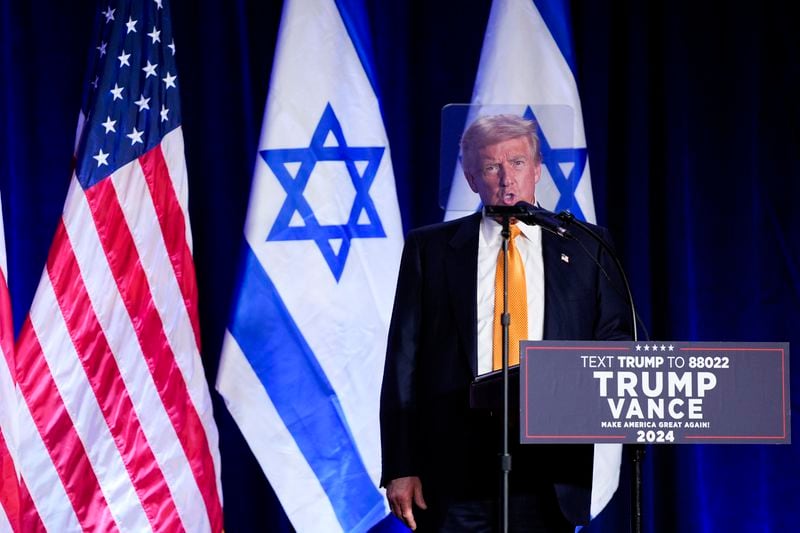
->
[
  {"left": 532, "top": 0, "right": 577, "bottom": 75},
  {"left": 334, "top": 0, "right": 381, "bottom": 98},
  {"left": 228, "top": 242, "right": 386, "bottom": 533}
]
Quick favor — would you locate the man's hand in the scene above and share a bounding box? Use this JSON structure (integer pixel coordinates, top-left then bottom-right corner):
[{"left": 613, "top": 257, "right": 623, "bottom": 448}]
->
[{"left": 386, "top": 476, "right": 427, "bottom": 530}]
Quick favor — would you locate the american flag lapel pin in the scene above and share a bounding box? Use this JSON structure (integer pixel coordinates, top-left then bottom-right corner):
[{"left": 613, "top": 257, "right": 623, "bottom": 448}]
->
[{"left": 560, "top": 253, "right": 570, "bottom": 263}]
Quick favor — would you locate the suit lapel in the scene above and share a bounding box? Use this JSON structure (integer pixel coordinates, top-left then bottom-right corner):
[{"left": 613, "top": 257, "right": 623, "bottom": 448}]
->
[{"left": 446, "top": 213, "right": 481, "bottom": 376}]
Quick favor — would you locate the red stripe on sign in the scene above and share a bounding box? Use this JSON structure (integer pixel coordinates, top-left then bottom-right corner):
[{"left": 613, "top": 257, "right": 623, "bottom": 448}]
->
[
  {"left": 85, "top": 176, "right": 222, "bottom": 530},
  {"left": 0, "top": 428, "right": 20, "bottom": 533},
  {"left": 46, "top": 219, "right": 184, "bottom": 532},
  {"left": 139, "top": 145, "right": 202, "bottom": 350},
  {"left": 15, "top": 317, "right": 118, "bottom": 532}
]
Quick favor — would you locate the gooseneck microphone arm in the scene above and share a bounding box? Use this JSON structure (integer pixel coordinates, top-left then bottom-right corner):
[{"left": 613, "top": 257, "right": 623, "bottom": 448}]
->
[
  {"left": 552, "top": 209, "right": 645, "bottom": 533},
  {"left": 489, "top": 202, "right": 643, "bottom": 340},
  {"left": 553, "top": 211, "right": 638, "bottom": 343}
]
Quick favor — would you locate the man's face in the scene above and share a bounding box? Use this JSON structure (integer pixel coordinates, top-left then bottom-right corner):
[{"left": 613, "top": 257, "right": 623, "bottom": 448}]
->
[{"left": 465, "top": 135, "right": 541, "bottom": 207}]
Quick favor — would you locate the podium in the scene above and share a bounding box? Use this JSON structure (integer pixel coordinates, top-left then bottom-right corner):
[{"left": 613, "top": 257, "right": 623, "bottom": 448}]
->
[
  {"left": 471, "top": 340, "right": 791, "bottom": 531},
  {"left": 470, "top": 365, "right": 520, "bottom": 413}
]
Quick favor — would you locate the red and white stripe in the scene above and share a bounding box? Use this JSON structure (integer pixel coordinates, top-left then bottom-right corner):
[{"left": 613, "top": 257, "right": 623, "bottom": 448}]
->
[
  {"left": 14, "top": 128, "right": 223, "bottom": 532},
  {"left": 0, "top": 195, "right": 43, "bottom": 533},
  {"left": 1, "top": 191, "right": 21, "bottom": 532}
]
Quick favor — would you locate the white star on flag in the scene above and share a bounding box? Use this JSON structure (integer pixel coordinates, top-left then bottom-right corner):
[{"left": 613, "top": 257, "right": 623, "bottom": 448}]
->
[
  {"left": 93, "top": 149, "right": 109, "bottom": 166},
  {"left": 102, "top": 117, "right": 116, "bottom": 133},
  {"left": 142, "top": 60, "right": 158, "bottom": 77},
  {"left": 134, "top": 95, "right": 150, "bottom": 111},
  {"left": 126, "top": 128, "right": 144, "bottom": 145},
  {"left": 110, "top": 83, "right": 124, "bottom": 100},
  {"left": 162, "top": 72, "right": 176, "bottom": 89}
]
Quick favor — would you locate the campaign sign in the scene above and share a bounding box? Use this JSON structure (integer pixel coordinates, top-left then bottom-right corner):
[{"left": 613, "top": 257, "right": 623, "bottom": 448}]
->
[{"left": 520, "top": 341, "right": 790, "bottom": 444}]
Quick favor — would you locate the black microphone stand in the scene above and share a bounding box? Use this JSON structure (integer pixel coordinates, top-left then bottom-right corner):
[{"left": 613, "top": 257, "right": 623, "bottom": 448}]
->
[
  {"left": 498, "top": 215, "right": 512, "bottom": 533},
  {"left": 481, "top": 205, "right": 524, "bottom": 533}
]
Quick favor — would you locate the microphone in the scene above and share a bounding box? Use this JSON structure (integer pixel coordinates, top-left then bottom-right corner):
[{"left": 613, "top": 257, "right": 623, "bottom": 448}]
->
[
  {"left": 483, "top": 202, "right": 572, "bottom": 238},
  {"left": 514, "top": 201, "right": 572, "bottom": 238}
]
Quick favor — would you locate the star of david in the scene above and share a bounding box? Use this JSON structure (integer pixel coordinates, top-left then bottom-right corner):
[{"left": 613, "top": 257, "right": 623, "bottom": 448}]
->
[
  {"left": 261, "top": 103, "right": 386, "bottom": 281},
  {"left": 523, "top": 106, "right": 588, "bottom": 220}
]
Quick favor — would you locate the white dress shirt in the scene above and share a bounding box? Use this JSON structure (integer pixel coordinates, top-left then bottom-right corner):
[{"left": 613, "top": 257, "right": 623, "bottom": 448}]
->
[{"left": 476, "top": 216, "right": 545, "bottom": 375}]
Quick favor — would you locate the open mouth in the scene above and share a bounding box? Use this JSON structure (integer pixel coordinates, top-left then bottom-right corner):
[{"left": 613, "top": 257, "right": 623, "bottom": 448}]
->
[{"left": 500, "top": 192, "right": 516, "bottom": 204}]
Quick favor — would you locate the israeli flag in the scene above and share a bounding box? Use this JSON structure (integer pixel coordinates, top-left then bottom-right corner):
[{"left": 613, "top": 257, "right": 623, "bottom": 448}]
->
[
  {"left": 216, "top": 0, "right": 404, "bottom": 531},
  {"left": 445, "top": 0, "right": 621, "bottom": 520}
]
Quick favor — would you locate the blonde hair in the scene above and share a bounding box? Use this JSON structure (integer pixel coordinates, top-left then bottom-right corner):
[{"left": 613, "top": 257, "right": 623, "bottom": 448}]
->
[{"left": 460, "top": 114, "right": 540, "bottom": 176}]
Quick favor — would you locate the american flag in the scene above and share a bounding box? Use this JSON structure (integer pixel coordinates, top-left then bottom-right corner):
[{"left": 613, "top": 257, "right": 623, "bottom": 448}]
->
[{"left": 12, "top": 1, "right": 223, "bottom": 531}]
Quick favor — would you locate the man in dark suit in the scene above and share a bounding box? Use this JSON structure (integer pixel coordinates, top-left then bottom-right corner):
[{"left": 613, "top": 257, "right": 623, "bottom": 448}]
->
[{"left": 380, "top": 115, "right": 631, "bottom": 532}]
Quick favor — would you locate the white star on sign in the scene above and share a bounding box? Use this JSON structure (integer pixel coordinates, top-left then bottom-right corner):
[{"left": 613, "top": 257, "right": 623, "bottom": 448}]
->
[
  {"left": 97, "top": 41, "right": 107, "bottom": 57},
  {"left": 102, "top": 116, "right": 116, "bottom": 133},
  {"left": 160, "top": 105, "right": 169, "bottom": 122},
  {"left": 103, "top": 6, "right": 115, "bottom": 22},
  {"left": 127, "top": 128, "right": 144, "bottom": 145},
  {"left": 135, "top": 95, "right": 151, "bottom": 111},
  {"left": 110, "top": 84, "right": 124, "bottom": 100},
  {"left": 168, "top": 39, "right": 176, "bottom": 55},
  {"left": 142, "top": 61, "right": 158, "bottom": 78},
  {"left": 118, "top": 51, "right": 131, "bottom": 67},
  {"left": 126, "top": 16, "right": 137, "bottom": 33},
  {"left": 93, "top": 149, "right": 109, "bottom": 167}
]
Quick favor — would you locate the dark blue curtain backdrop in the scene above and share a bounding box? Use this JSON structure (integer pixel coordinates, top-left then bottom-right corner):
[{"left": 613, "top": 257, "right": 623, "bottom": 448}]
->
[{"left": 2, "top": 1, "right": 798, "bottom": 531}]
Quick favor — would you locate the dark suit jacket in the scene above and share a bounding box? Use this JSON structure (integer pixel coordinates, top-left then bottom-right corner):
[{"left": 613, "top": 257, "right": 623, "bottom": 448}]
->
[{"left": 379, "top": 212, "right": 632, "bottom": 526}]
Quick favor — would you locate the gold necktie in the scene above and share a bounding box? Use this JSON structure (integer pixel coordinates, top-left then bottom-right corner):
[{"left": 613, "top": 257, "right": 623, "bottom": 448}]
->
[{"left": 492, "top": 225, "right": 527, "bottom": 370}]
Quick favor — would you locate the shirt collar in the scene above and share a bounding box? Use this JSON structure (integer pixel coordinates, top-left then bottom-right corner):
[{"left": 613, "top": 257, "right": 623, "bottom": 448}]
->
[{"left": 480, "top": 215, "right": 541, "bottom": 246}]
